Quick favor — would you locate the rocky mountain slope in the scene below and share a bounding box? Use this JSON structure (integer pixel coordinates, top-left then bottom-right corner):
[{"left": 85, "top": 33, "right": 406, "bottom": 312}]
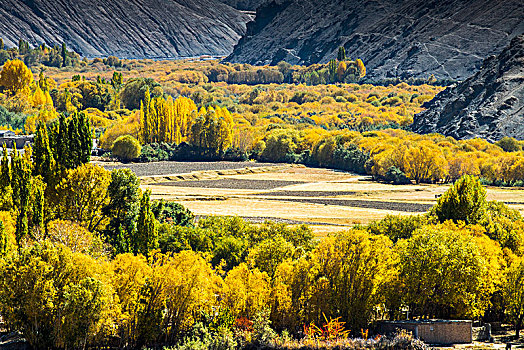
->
[
  {"left": 218, "top": 0, "right": 267, "bottom": 11},
  {"left": 226, "top": 0, "right": 524, "bottom": 81},
  {"left": 0, "top": 0, "right": 250, "bottom": 58},
  {"left": 412, "top": 35, "right": 524, "bottom": 142}
]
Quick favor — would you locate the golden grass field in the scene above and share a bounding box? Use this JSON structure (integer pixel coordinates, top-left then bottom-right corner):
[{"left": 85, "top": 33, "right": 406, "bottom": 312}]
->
[{"left": 125, "top": 163, "right": 524, "bottom": 237}]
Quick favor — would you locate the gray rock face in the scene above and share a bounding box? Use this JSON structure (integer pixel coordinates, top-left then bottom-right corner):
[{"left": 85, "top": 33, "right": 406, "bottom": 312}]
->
[
  {"left": 226, "top": 0, "right": 524, "bottom": 81},
  {"left": 0, "top": 0, "right": 250, "bottom": 58},
  {"left": 412, "top": 35, "right": 524, "bottom": 142},
  {"left": 218, "top": 0, "right": 268, "bottom": 11}
]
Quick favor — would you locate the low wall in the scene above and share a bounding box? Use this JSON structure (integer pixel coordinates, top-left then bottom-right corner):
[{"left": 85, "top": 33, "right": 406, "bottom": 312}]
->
[
  {"left": 378, "top": 320, "right": 472, "bottom": 344},
  {"left": 0, "top": 136, "right": 34, "bottom": 149}
]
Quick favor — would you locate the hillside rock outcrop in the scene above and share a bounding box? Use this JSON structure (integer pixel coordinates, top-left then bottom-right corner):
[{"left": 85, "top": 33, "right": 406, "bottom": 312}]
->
[
  {"left": 0, "top": 0, "right": 250, "bottom": 58},
  {"left": 226, "top": 0, "right": 524, "bottom": 81},
  {"left": 412, "top": 35, "right": 524, "bottom": 142},
  {"left": 218, "top": 0, "right": 268, "bottom": 11}
]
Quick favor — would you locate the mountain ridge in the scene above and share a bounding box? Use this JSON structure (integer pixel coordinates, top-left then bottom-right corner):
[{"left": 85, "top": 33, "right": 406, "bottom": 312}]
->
[
  {"left": 0, "top": 0, "right": 251, "bottom": 59},
  {"left": 412, "top": 34, "right": 524, "bottom": 142},
  {"left": 226, "top": 0, "right": 524, "bottom": 81}
]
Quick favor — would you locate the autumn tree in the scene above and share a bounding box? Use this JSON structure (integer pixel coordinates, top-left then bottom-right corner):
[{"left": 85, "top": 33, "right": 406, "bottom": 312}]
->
[
  {"left": 432, "top": 175, "right": 487, "bottom": 225},
  {"left": 103, "top": 168, "right": 142, "bottom": 254},
  {"left": 0, "top": 242, "right": 114, "bottom": 349},
  {"left": 397, "top": 224, "right": 501, "bottom": 319},
  {"left": 260, "top": 128, "right": 300, "bottom": 162},
  {"left": 189, "top": 106, "right": 233, "bottom": 155},
  {"left": 134, "top": 190, "right": 157, "bottom": 256},
  {"left": 404, "top": 142, "right": 447, "bottom": 183},
  {"left": 140, "top": 92, "right": 196, "bottom": 145},
  {"left": 0, "top": 59, "right": 33, "bottom": 95},
  {"left": 504, "top": 258, "right": 524, "bottom": 338},
  {"left": 337, "top": 61, "right": 347, "bottom": 82},
  {"left": 309, "top": 230, "right": 396, "bottom": 330},
  {"left": 222, "top": 263, "right": 271, "bottom": 319},
  {"left": 356, "top": 59, "right": 366, "bottom": 78},
  {"left": 56, "top": 163, "right": 111, "bottom": 231}
]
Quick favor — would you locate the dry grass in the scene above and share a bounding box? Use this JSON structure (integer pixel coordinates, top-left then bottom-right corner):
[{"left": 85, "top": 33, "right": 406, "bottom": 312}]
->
[{"left": 141, "top": 165, "right": 524, "bottom": 237}]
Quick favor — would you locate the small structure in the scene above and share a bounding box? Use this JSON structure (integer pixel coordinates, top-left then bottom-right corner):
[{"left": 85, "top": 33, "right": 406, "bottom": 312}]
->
[
  {"left": 0, "top": 130, "right": 15, "bottom": 137},
  {"left": 378, "top": 320, "right": 472, "bottom": 345},
  {"left": 0, "top": 132, "right": 34, "bottom": 149}
]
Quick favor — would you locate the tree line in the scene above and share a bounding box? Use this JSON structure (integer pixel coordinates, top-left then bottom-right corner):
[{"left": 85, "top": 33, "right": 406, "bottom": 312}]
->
[{"left": 0, "top": 171, "right": 523, "bottom": 348}]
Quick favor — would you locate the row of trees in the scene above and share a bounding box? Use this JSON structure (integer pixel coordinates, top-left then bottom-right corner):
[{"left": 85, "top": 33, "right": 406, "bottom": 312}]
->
[
  {"left": 0, "top": 174, "right": 524, "bottom": 348},
  {"left": 0, "top": 38, "right": 81, "bottom": 68},
  {"left": 140, "top": 90, "right": 195, "bottom": 144}
]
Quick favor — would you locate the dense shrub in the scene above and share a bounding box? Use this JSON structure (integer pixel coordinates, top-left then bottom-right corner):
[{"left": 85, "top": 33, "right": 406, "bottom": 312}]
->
[
  {"left": 0, "top": 105, "right": 27, "bottom": 131},
  {"left": 0, "top": 242, "right": 113, "bottom": 349},
  {"left": 432, "top": 175, "right": 486, "bottom": 224},
  {"left": 112, "top": 135, "right": 141, "bottom": 161},
  {"left": 384, "top": 166, "right": 411, "bottom": 184},
  {"left": 151, "top": 199, "right": 194, "bottom": 226}
]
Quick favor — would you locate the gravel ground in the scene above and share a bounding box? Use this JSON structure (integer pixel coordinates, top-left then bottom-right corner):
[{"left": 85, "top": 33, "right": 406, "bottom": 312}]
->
[
  {"left": 101, "top": 161, "right": 281, "bottom": 177},
  {"left": 157, "top": 178, "right": 305, "bottom": 190},
  {"left": 263, "top": 197, "right": 432, "bottom": 213}
]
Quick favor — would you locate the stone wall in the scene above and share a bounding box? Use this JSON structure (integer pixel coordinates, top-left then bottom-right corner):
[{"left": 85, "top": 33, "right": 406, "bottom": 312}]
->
[
  {"left": 0, "top": 136, "right": 34, "bottom": 149},
  {"left": 378, "top": 320, "right": 472, "bottom": 344}
]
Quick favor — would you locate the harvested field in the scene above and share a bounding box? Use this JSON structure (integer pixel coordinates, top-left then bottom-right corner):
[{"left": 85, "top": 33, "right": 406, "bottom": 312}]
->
[
  {"left": 100, "top": 161, "right": 282, "bottom": 177},
  {"left": 195, "top": 215, "right": 347, "bottom": 226},
  {"left": 261, "top": 198, "right": 432, "bottom": 212},
  {"left": 157, "top": 178, "right": 305, "bottom": 190},
  {"left": 254, "top": 190, "right": 358, "bottom": 197},
  {"left": 96, "top": 161, "right": 524, "bottom": 237}
]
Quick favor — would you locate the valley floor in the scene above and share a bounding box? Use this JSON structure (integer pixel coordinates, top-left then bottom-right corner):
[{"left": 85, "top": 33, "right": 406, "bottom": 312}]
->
[{"left": 98, "top": 161, "right": 524, "bottom": 237}]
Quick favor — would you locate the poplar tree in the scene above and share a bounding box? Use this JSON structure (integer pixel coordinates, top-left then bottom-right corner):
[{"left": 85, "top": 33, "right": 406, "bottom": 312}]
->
[
  {"left": 30, "top": 176, "right": 46, "bottom": 233},
  {"left": 337, "top": 46, "right": 346, "bottom": 61},
  {"left": 77, "top": 112, "right": 92, "bottom": 164},
  {"left": 11, "top": 146, "right": 32, "bottom": 245},
  {"left": 33, "top": 123, "right": 56, "bottom": 185},
  {"left": 135, "top": 190, "right": 157, "bottom": 256},
  {"left": 61, "top": 43, "right": 68, "bottom": 67},
  {"left": 49, "top": 112, "right": 91, "bottom": 170},
  {"left": 0, "top": 144, "right": 11, "bottom": 190},
  {"left": 103, "top": 168, "right": 141, "bottom": 254},
  {"left": 0, "top": 221, "right": 7, "bottom": 257}
]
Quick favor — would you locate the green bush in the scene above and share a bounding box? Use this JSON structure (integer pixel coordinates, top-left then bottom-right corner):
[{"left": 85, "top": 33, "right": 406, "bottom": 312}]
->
[
  {"left": 151, "top": 199, "right": 194, "bottom": 226},
  {"left": 432, "top": 175, "right": 487, "bottom": 225},
  {"left": 112, "top": 135, "right": 141, "bottom": 161},
  {"left": 385, "top": 166, "right": 411, "bottom": 185},
  {"left": 495, "top": 136, "right": 522, "bottom": 152},
  {"left": 0, "top": 106, "right": 27, "bottom": 131},
  {"left": 367, "top": 214, "right": 428, "bottom": 242}
]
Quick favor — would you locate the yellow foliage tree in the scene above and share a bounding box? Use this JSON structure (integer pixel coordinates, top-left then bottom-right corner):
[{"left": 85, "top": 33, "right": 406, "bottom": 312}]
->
[
  {"left": 222, "top": 263, "right": 271, "bottom": 318},
  {"left": 32, "top": 85, "right": 46, "bottom": 108},
  {"left": 0, "top": 59, "right": 34, "bottom": 95},
  {"left": 56, "top": 164, "right": 111, "bottom": 231},
  {"left": 140, "top": 94, "right": 196, "bottom": 144}
]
